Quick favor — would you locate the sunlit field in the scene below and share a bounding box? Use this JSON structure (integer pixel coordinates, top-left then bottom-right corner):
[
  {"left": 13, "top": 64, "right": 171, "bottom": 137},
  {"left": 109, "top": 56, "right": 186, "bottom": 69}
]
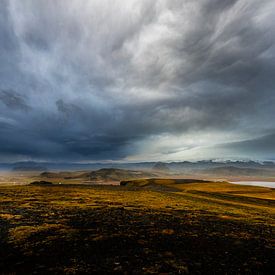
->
[{"left": 0, "top": 179, "right": 274, "bottom": 274}]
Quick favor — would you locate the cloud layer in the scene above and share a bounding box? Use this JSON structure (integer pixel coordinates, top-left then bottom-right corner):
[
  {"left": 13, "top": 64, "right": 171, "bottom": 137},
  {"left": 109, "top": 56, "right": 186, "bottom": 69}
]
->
[{"left": 0, "top": 0, "right": 275, "bottom": 161}]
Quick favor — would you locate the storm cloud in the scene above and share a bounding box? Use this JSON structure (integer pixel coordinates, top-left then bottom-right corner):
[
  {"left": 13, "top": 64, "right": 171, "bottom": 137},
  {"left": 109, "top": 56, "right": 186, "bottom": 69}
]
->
[{"left": 0, "top": 0, "right": 275, "bottom": 161}]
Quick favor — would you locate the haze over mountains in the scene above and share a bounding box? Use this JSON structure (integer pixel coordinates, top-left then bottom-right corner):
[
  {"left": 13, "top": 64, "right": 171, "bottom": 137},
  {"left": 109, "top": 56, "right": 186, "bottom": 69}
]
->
[
  {"left": 2, "top": 160, "right": 275, "bottom": 181},
  {"left": 1, "top": 159, "right": 274, "bottom": 171}
]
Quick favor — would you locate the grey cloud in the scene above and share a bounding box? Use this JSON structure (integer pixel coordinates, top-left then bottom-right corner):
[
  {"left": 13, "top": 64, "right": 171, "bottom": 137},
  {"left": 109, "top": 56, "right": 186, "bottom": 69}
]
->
[
  {"left": 0, "top": 0, "right": 275, "bottom": 161},
  {"left": 0, "top": 89, "right": 30, "bottom": 111},
  {"left": 215, "top": 132, "right": 275, "bottom": 159},
  {"left": 56, "top": 99, "right": 82, "bottom": 118}
]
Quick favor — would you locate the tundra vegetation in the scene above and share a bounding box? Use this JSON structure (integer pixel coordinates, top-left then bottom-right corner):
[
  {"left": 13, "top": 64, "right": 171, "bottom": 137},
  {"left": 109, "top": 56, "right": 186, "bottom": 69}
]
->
[{"left": 0, "top": 177, "right": 274, "bottom": 274}]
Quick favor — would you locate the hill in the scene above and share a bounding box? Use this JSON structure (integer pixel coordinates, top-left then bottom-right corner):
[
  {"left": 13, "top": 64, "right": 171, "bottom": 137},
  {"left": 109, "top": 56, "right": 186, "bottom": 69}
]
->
[
  {"left": 120, "top": 178, "right": 210, "bottom": 188},
  {"left": 40, "top": 168, "right": 157, "bottom": 183},
  {"left": 82, "top": 168, "right": 156, "bottom": 182}
]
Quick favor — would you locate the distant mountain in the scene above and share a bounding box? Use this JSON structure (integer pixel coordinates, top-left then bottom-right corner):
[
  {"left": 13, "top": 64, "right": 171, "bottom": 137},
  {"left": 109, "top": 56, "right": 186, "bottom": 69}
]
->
[
  {"left": 1, "top": 159, "right": 275, "bottom": 172},
  {"left": 12, "top": 162, "right": 48, "bottom": 172},
  {"left": 41, "top": 168, "right": 157, "bottom": 182},
  {"left": 152, "top": 162, "right": 170, "bottom": 172},
  {"left": 202, "top": 166, "right": 275, "bottom": 177},
  {"left": 168, "top": 160, "right": 275, "bottom": 171},
  {"left": 40, "top": 171, "right": 82, "bottom": 179}
]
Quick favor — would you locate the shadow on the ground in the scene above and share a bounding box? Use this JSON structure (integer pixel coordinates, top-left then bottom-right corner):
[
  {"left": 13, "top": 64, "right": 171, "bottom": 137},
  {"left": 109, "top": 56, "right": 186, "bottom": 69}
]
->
[{"left": 0, "top": 206, "right": 274, "bottom": 274}]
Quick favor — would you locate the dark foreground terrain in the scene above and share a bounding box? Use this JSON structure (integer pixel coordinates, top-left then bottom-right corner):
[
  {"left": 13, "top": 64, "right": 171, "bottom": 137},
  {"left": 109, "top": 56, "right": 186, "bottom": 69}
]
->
[{"left": 0, "top": 180, "right": 274, "bottom": 274}]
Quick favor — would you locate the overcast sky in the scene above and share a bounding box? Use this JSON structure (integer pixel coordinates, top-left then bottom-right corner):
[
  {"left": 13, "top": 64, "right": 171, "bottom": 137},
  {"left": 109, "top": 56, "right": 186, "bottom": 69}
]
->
[{"left": 0, "top": 0, "right": 275, "bottom": 162}]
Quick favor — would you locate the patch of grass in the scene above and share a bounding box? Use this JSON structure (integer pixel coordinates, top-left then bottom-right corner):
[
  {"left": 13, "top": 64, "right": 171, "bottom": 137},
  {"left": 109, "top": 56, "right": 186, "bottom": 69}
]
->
[{"left": 9, "top": 224, "right": 66, "bottom": 243}]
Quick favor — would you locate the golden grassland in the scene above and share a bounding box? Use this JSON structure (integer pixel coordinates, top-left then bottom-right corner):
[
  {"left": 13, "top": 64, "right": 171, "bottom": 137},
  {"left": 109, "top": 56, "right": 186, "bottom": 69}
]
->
[{"left": 0, "top": 179, "right": 274, "bottom": 274}]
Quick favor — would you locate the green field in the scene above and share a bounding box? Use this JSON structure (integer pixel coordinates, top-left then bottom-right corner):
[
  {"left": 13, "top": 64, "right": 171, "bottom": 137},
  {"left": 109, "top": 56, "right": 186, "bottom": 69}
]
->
[{"left": 0, "top": 180, "right": 274, "bottom": 274}]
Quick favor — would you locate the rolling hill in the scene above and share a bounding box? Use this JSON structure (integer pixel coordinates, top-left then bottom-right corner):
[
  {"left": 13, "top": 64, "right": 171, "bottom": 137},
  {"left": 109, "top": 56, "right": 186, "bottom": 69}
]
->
[{"left": 40, "top": 168, "right": 157, "bottom": 183}]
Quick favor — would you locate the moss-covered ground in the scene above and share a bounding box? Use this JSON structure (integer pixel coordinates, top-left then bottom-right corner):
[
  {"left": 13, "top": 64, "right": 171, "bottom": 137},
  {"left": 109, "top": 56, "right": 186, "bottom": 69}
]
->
[{"left": 0, "top": 181, "right": 274, "bottom": 274}]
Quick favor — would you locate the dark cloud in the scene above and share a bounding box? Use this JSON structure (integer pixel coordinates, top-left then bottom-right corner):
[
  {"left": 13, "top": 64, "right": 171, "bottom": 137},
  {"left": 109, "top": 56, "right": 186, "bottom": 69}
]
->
[
  {"left": 0, "top": 89, "right": 30, "bottom": 111},
  {"left": 218, "top": 132, "right": 275, "bottom": 159},
  {"left": 0, "top": 0, "right": 274, "bottom": 161}
]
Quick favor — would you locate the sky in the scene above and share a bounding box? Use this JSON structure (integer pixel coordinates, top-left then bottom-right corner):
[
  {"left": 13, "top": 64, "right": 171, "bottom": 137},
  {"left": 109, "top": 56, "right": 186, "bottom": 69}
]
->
[{"left": 0, "top": 0, "right": 275, "bottom": 162}]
